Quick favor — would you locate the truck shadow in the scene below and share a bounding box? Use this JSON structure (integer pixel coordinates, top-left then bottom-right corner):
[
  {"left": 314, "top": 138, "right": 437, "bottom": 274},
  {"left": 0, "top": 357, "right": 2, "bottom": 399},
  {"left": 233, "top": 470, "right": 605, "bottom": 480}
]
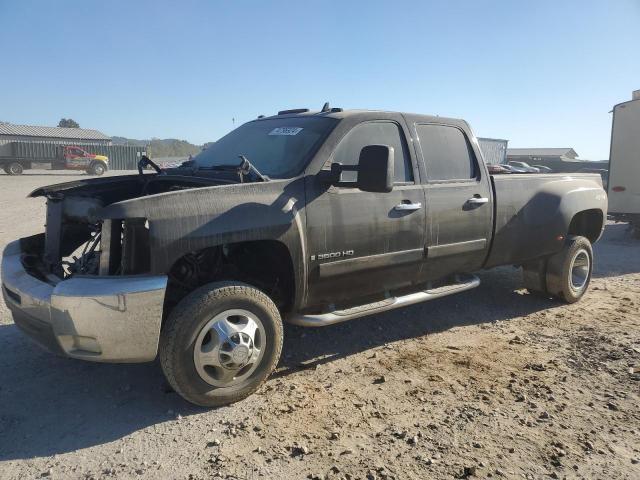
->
[
  {"left": 0, "top": 323, "right": 202, "bottom": 461},
  {"left": 276, "top": 265, "right": 560, "bottom": 375},
  {"left": 0, "top": 265, "right": 553, "bottom": 461}
]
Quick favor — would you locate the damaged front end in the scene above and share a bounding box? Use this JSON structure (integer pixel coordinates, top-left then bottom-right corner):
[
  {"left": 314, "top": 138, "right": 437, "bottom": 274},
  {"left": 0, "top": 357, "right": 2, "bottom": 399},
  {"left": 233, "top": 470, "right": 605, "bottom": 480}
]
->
[
  {"left": 3, "top": 174, "right": 221, "bottom": 362},
  {"left": 33, "top": 192, "right": 151, "bottom": 281},
  {"left": 28, "top": 173, "right": 223, "bottom": 280}
]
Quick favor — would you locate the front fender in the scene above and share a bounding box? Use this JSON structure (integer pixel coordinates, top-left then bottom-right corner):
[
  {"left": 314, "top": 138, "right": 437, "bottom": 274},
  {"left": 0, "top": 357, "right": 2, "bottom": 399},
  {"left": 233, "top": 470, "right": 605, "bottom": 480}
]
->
[{"left": 99, "top": 177, "right": 308, "bottom": 309}]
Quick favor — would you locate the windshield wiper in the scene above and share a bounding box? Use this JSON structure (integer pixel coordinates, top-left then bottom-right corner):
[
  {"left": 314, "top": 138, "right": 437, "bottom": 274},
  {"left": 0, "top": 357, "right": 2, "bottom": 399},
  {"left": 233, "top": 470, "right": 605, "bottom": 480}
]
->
[
  {"left": 189, "top": 156, "right": 269, "bottom": 183},
  {"left": 237, "top": 155, "right": 269, "bottom": 182}
]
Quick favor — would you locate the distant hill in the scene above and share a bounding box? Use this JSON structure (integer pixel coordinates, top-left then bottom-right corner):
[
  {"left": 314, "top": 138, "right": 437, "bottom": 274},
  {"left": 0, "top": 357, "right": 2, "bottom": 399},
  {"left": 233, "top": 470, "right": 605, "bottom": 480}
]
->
[{"left": 111, "top": 136, "right": 202, "bottom": 158}]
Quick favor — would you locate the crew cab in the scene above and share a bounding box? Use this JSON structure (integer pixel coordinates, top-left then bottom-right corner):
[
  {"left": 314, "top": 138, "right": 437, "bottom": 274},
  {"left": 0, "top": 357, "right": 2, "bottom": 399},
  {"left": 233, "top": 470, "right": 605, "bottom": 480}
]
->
[{"left": 2, "top": 107, "right": 607, "bottom": 407}]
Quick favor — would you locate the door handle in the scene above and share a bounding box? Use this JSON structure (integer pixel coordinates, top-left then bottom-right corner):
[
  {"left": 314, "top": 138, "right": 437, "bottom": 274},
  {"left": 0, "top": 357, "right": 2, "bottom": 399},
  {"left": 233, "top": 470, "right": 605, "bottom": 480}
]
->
[
  {"left": 466, "top": 197, "right": 489, "bottom": 205},
  {"left": 394, "top": 202, "right": 422, "bottom": 211}
]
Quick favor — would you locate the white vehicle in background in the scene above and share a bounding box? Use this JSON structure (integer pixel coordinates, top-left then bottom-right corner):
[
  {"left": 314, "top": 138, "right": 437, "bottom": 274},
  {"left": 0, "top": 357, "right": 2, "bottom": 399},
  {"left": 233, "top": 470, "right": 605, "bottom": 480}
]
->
[
  {"left": 608, "top": 90, "right": 640, "bottom": 237},
  {"left": 507, "top": 161, "right": 540, "bottom": 173}
]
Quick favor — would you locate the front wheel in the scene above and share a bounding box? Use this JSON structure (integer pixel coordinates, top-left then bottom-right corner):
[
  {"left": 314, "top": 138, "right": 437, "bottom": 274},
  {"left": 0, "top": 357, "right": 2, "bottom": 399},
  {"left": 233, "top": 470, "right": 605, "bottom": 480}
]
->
[
  {"left": 545, "top": 235, "right": 593, "bottom": 303},
  {"left": 88, "top": 161, "right": 106, "bottom": 176},
  {"left": 6, "top": 162, "right": 24, "bottom": 175},
  {"left": 160, "top": 281, "right": 283, "bottom": 407}
]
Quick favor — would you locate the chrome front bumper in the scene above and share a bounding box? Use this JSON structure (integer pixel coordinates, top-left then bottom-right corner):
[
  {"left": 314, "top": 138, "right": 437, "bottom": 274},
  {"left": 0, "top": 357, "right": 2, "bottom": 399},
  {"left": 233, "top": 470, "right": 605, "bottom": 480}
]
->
[{"left": 1, "top": 240, "right": 167, "bottom": 362}]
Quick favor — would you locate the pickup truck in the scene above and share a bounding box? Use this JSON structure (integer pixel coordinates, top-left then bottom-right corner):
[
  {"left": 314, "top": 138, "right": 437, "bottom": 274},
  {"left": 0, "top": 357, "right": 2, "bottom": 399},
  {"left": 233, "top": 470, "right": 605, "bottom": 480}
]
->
[
  {"left": 0, "top": 144, "right": 109, "bottom": 175},
  {"left": 2, "top": 107, "right": 607, "bottom": 407}
]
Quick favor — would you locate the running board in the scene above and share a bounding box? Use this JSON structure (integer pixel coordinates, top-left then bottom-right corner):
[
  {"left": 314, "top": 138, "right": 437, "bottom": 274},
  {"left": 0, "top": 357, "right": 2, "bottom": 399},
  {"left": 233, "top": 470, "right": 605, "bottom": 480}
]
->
[{"left": 288, "top": 274, "right": 480, "bottom": 327}]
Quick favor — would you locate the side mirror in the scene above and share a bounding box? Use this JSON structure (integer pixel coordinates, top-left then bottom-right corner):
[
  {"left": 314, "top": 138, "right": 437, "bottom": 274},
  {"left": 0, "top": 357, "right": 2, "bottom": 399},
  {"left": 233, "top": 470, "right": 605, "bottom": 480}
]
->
[{"left": 357, "top": 145, "right": 394, "bottom": 193}]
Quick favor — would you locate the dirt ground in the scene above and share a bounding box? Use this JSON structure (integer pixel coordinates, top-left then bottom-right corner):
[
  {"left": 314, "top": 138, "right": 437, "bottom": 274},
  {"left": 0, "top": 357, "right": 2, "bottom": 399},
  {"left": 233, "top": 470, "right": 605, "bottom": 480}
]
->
[{"left": 0, "top": 171, "right": 638, "bottom": 480}]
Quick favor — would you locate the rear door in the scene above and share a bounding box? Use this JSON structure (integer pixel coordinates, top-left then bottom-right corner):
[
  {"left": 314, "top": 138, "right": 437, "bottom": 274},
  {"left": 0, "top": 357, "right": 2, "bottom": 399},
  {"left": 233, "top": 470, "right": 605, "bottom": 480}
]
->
[
  {"left": 304, "top": 118, "right": 426, "bottom": 307},
  {"left": 412, "top": 122, "right": 493, "bottom": 280}
]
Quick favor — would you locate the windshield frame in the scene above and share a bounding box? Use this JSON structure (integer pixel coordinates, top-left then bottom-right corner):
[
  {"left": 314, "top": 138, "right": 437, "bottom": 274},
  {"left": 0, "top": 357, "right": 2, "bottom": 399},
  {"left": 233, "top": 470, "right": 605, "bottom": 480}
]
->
[{"left": 192, "top": 116, "right": 339, "bottom": 179}]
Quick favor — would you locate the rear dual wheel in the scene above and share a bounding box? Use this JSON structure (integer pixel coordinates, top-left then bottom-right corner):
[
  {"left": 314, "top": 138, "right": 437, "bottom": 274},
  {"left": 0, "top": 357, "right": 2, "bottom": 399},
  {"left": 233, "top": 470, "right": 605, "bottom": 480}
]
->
[
  {"left": 160, "top": 281, "right": 283, "bottom": 407},
  {"left": 523, "top": 235, "right": 593, "bottom": 303}
]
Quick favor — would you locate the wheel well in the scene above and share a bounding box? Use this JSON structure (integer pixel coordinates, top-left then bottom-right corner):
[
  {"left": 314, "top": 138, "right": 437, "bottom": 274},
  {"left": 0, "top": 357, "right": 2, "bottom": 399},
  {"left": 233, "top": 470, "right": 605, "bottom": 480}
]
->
[
  {"left": 568, "top": 209, "right": 603, "bottom": 243},
  {"left": 163, "top": 240, "right": 295, "bottom": 320}
]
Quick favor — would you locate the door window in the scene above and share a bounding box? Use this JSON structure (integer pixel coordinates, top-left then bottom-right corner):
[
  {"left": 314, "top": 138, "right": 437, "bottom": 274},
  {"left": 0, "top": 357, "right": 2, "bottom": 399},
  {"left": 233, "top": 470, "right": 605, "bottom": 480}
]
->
[
  {"left": 416, "top": 124, "right": 477, "bottom": 181},
  {"left": 332, "top": 122, "right": 414, "bottom": 183}
]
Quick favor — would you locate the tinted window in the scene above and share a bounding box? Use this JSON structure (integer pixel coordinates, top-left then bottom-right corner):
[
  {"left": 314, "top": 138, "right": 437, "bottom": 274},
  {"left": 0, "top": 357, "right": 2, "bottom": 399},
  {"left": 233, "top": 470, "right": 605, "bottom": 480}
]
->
[
  {"left": 416, "top": 124, "right": 477, "bottom": 181},
  {"left": 193, "top": 117, "right": 337, "bottom": 178},
  {"left": 332, "top": 122, "right": 413, "bottom": 183}
]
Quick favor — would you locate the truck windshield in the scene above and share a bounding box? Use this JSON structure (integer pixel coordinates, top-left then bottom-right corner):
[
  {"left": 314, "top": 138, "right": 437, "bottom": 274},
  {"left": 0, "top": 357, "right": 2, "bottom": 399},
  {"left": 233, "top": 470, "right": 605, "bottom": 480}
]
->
[{"left": 192, "top": 116, "right": 338, "bottom": 178}]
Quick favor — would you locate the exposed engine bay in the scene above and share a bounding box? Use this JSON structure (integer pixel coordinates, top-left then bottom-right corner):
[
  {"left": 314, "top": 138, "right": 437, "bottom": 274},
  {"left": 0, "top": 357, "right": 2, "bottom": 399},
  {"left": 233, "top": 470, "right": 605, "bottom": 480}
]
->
[{"left": 25, "top": 174, "right": 229, "bottom": 282}]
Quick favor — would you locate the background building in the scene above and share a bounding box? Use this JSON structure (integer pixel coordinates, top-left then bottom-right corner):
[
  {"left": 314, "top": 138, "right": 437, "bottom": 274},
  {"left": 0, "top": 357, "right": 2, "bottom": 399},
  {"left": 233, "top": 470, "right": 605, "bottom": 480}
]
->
[
  {"left": 0, "top": 123, "right": 112, "bottom": 147},
  {"left": 0, "top": 123, "right": 147, "bottom": 170}
]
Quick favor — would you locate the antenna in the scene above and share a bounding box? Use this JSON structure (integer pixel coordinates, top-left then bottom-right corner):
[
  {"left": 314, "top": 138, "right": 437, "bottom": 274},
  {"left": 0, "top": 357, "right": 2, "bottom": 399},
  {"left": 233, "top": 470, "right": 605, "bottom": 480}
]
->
[{"left": 321, "top": 102, "right": 330, "bottom": 112}]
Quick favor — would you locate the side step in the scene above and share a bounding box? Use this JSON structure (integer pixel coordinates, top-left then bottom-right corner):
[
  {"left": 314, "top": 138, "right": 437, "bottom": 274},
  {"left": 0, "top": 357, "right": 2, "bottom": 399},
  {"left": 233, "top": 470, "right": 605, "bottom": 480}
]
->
[{"left": 288, "top": 274, "right": 480, "bottom": 327}]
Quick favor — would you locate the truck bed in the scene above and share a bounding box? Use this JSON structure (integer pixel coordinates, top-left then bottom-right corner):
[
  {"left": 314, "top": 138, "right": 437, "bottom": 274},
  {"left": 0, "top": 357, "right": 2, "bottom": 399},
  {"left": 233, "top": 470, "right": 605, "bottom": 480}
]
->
[{"left": 485, "top": 173, "right": 605, "bottom": 268}]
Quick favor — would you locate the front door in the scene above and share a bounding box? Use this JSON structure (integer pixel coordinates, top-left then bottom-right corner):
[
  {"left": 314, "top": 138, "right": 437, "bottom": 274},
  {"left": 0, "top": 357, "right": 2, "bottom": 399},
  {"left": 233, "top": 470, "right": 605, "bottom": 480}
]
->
[
  {"left": 412, "top": 122, "right": 493, "bottom": 280},
  {"left": 65, "top": 147, "right": 90, "bottom": 170},
  {"left": 304, "top": 119, "right": 426, "bottom": 309}
]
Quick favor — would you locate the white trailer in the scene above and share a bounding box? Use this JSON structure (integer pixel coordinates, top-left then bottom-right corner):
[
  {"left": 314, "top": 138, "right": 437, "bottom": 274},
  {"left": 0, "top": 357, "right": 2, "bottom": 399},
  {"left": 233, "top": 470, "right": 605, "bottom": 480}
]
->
[{"left": 608, "top": 90, "right": 640, "bottom": 235}]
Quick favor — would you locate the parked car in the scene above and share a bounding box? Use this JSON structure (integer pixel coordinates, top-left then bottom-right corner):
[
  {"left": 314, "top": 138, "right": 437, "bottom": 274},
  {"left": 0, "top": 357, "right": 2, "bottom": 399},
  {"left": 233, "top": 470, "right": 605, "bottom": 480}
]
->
[
  {"left": 0, "top": 144, "right": 109, "bottom": 175},
  {"left": 487, "top": 164, "right": 511, "bottom": 174},
  {"left": 508, "top": 161, "right": 540, "bottom": 173},
  {"left": 501, "top": 164, "right": 529, "bottom": 173},
  {"left": 2, "top": 107, "right": 607, "bottom": 407},
  {"left": 533, "top": 165, "right": 553, "bottom": 173}
]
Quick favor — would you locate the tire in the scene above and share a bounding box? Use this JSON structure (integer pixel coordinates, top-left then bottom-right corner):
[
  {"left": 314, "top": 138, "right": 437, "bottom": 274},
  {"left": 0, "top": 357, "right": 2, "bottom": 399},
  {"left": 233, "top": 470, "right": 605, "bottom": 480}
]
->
[
  {"left": 545, "top": 235, "right": 593, "bottom": 303},
  {"left": 7, "top": 162, "right": 24, "bottom": 175},
  {"left": 160, "top": 281, "right": 283, "bottom": 407},
  {"left": 89, "top": 161, "right": 106, "bottom": 175}
]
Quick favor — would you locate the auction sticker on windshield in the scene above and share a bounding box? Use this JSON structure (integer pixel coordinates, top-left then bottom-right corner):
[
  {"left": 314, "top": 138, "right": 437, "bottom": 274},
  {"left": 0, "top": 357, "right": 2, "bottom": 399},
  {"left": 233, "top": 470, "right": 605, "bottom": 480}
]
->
[{"left": 269, "top": 127, "right": 303, "bottom": 136}]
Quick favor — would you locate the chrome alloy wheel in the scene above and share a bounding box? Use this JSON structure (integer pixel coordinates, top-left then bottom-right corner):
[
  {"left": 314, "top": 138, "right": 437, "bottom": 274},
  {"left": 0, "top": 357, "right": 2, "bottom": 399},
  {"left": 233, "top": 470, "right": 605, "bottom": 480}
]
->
[
  {"left": 193, "top": 309, "right": 265, "bottom": 387},
  {"left": 569, "top": 248, "right": 590, "bottom": 293}
]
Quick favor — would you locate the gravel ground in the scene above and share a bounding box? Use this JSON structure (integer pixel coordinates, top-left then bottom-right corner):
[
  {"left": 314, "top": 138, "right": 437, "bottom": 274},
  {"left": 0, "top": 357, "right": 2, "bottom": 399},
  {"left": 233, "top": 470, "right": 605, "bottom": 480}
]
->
[{"left": 0, "top": 171, "right": 639, "bottom": 480}]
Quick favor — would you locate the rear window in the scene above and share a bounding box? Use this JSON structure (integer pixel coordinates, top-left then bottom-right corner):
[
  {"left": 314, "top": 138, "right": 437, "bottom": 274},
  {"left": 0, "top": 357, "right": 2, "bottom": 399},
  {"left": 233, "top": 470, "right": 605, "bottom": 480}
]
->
[{"left": 416, "top": 124, "right": 477, "bottom": 181}]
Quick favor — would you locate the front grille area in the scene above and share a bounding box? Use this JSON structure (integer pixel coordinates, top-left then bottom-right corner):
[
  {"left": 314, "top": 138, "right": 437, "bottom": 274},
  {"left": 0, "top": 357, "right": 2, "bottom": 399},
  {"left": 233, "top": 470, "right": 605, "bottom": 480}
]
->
[
  {"left": 99, "top": 218, "right": 150, "bottom": 275},
  {"left": 40, "top": 196, "right": 150, "bottom": 277}
]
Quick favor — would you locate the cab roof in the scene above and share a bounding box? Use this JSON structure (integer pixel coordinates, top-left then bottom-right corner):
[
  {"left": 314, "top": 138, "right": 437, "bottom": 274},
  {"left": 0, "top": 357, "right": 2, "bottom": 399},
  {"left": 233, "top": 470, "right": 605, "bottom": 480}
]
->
[{"left": 257, "top": 107, "right": 466, "bottom": 127}]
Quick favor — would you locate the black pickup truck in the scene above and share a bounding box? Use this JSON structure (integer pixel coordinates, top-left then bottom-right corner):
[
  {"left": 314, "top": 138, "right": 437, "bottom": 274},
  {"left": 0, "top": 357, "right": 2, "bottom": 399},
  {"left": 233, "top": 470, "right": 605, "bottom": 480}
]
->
[{"left": 2, "top": 107, "right": 607, "bottom": 406}]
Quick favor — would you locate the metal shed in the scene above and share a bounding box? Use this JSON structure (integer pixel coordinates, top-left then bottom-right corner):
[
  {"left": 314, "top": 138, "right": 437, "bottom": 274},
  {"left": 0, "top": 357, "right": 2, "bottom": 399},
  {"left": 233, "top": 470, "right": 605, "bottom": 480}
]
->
[{"left": 0, "top": 123, "right": 112, "bottom": 146}]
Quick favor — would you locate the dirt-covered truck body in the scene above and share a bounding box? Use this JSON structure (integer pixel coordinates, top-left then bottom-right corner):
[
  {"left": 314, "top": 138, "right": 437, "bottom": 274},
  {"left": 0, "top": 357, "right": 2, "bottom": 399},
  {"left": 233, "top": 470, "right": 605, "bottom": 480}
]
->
[{"left": 2, "top": 108, "right": 607, "bottom": 406}]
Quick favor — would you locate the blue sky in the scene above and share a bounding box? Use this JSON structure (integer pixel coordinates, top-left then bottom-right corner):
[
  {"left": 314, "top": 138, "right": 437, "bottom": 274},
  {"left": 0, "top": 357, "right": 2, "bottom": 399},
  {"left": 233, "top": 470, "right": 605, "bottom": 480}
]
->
[{"left": 0, "top": 0, "right": 638, "bottom": 159}]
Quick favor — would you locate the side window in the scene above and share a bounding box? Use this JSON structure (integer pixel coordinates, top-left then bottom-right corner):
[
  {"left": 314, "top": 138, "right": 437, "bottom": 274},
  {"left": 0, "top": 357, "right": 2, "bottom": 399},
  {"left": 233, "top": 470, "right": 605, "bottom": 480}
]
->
[
  {"left": 416, "top": 124, "right": 477, "bottom": 181},
  {"left": 332, "top": 122, "right": 414, "bottom": 183}
]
